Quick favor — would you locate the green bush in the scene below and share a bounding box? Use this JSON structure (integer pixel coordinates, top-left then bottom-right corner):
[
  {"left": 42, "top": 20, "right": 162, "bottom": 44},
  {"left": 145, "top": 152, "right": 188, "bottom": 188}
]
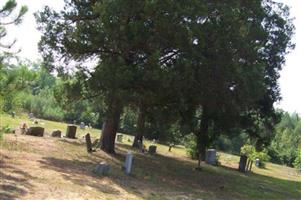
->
[
  {"left": 184, "top": 133, "right": 198, "bottom": 159},
  {"left": 241, "top": 144, "right": 270, "bottom": 168},
  {"left": 0, "top": 131, "right": 3, "bottom": 141},
  {"left": 293, "top": 151, "right": 301, "bottom": 170},
  {"left": 3, "top": 124, "right": 11, "bottom": 133},
  {"left": 0, "top": 124, "right": 11, "bottom": 141}
]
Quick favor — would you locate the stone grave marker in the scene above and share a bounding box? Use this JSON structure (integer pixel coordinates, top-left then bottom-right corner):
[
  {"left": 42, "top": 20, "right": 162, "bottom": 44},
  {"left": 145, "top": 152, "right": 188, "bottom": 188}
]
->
[
  {"left": 124, "top": 152, "right": 133, "bottom": 175},
  {"left": 29, "top": 113, "right": 34, "bottom": 119},
  {"left": 51, "top": 130, "right": 62, "bottom": 137},
  {"left": 116, "top": 134, "right": 123, "bottom": 143},
  {"left": 238, "top": 155, "right": 248, "bottom": 172},
  {"left": 205, "top": 149, "right": 217, "bottom": 165},
  {"left": 80, "top": 122, "right": 85, "bottom": 129},
  {"left": 65, "top": 124, "right": 77, "bottom": 139},
  {"left": 148, "top": 145, "right": 157, "bottom": 155},
  {"left": 255, "top": 158, "right": 260, "bottom": 167},
  {"left": 85, "top": 133, "right": 93, "bottom": 153},
  {"left": 26, "top": 127, "right": 44, "bottom": 137},
  {"left": 94, "top": 161, "right": 110, "bottom": 176}
]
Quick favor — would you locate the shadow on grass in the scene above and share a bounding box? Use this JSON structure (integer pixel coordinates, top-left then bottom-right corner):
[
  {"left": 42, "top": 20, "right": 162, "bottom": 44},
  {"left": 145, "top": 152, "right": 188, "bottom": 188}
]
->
[
  {"left": 36, "top": 141, "right": 301, "bottom": 200},
  {"left": 58, "top": 138, "right": 84, "bottom": 146},
  {"left": 0, "top": 156, "right": 35, "bottom": 200},
  {"left": 114, "top": 143, "right": 301, "bottom": 199},
  {"left": 38, "top": 157, "right": 121, "bottom": 195}
]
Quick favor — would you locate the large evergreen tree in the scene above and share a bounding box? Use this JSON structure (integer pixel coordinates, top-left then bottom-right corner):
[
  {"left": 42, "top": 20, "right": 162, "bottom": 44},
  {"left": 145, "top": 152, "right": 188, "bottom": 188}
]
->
[{"left": 36, "top": 0, "right": 206, "bottom": 153}]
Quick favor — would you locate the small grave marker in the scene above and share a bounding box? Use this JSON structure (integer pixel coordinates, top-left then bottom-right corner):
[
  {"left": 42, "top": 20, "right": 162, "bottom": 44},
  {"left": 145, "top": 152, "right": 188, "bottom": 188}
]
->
[
  {"left": 238, "top": 155, "right": 248, "bottom": 172},
  {"left": 148, "top": 145, "right": 157, "bottom": 155},
  {"left": 116, "top": 134, "right": 123, "bottom": 143},
  {"left": 124, "top": 152, "right": 133, "bottom": 175},
  {"left": 205, "top": 149, "right": 217, "bottom": 165},
  {"left": 51, "top": 130, "right": 61, "bottom": 137},
  {"left": 80, "top": 122, "right": 85, "bottom": 129},
  {"left": 85, "top": 133, "right": 93, "bottom": 153},
  {"left": 94, "top": 161, "right": 110, "bottom": 176},
  {"left": 26, "top": 127, "right": 44, "bottom": 137},
  {"left": 66, "top": 124, "right": 77, "bottom": 139}
]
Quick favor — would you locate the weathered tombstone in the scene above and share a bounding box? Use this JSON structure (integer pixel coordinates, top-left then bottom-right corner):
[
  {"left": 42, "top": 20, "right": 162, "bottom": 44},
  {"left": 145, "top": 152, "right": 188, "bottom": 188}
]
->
[
  {"left": 29, "top": 113, "right": 34, "bottom": 119},
  {"left": 238, "top": 155, "right": 248, "bottom": 172},
  {"left": 124, "top": 152, "right": 133, "bottom": 175},
  {"left": 85, "top": 133, "right": 93, "bottom": 153},
  {"left": 255, "top": 158, "right": 260, "bottom": 167},
  {"left": 94, "top": 161, "right": 110, "bottom": 176},
  {"left": 116, "top": 134, "right": 123, "bottom": 143},
  {"left": 51, "top": 130, "right": 62, "bottom": 137},
  {"left": 205, "top": 149, "right": 217, "bottom": 165},
  {"left": 26, "top": 127, "right": 44, "bottom": 137},
  {"left": 148, "top": 145, "right": 157, "bottom": 155},
  {"left": 80, "top": 122, "right": 85, "bottom": 129},
  {"left": 137, "top": 140, "right": 142, "bottom": 149},
  {"left": 65, "top": 125, "right": 77, "bottom": 139}
]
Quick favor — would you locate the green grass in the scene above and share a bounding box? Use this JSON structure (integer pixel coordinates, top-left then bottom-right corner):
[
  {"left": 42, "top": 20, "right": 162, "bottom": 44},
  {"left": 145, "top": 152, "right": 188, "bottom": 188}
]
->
[
  {"left": 1, "top": 113, "right": 301, "bottom": 200},
  {"left": 0, "top": 113, "right": 101, "bottom": 138}
]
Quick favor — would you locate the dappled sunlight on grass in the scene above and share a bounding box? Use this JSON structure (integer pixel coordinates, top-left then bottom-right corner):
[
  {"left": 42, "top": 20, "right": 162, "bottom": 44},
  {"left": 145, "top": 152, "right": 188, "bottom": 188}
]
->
[{"left": 1, "top": 113, "right": 301, "bottom": 199}]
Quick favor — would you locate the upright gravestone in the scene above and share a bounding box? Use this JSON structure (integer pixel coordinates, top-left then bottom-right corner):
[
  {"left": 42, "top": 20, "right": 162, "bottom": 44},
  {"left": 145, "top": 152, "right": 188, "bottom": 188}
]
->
[
  {"left": 26, "top": 127, "right": 44, "bottom": 137},
  {"left": 116, "top": 134, "right": 123, "bottom": 143},
  {"left": 148, "top": 145, "right": 157, "bottom": 155},
  {"left": 80, "top": 122, "right": 85, "bottom": 129},
  {"left": 29, "top": 113, "right": 34, "bottom": 119},
  {"left": 124, "top": 152, "right": 133, "bottom": 175},
  {"left": 205, "top": 149, "right": 217, "bottom": 165},
  {"left": 66, "top": 125, "right": 77, "bottom": 139},
  {"left": 238, "top": 155, "right": 248, "bottom": 172},
  {"left": 94, "top": 161, "right": 110, "bottom": 176},
  {"left": 51, "top": 130, "right": 62, "bottom": 137},
  {"left": 85, "top": 133, "right": 93, "bottom": 153},
  {"left": 255, "top": 158, "right": 260, "bottom": 167}
]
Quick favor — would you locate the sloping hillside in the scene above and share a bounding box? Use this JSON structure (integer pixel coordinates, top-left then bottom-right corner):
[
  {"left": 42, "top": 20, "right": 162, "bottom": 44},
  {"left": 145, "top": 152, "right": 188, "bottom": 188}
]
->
[{"left": 1, "top": 114, "right": 301, "bottom": 200}]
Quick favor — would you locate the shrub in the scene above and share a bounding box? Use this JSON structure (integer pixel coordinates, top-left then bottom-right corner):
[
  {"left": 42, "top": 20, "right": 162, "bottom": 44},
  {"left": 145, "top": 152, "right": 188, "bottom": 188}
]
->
[
  {"left": 241, "top": 144, "right": 270, "bottom": 168},
  {"left": 293, "top": 151, "right": 301, "bottom": 170},
  {"left": 0, "top": 124, "right": 11, "bottom": 141},
  {"left": 184, "top": 133, "right": 198, "bottom": 159}
]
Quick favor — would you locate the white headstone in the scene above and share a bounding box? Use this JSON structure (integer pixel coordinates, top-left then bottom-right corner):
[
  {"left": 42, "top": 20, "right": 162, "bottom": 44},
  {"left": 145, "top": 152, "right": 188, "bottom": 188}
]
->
[
  {"left": 124, "top": 152, "right": 133, "bottom": 175},
  {"left": 255, "top": 158, "right": 260, "bottom": 167},
  {"left": 80, "top": 122, "right": 85, "bottom": 129},
  {"left": 205, "top": 149, "right": 217, "bottom": 165}
]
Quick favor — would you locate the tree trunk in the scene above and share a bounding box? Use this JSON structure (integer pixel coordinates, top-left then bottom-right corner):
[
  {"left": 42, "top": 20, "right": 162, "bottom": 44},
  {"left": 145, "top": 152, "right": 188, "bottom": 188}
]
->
[
  {"left": 132, "top": 105, "right": 146, "bottom": 148},
  {"left": 100, "top": 99, "right": 122, "bottom": 154},
  {"left": 197, "top": 109, "right": 209, "bottom": 164}
]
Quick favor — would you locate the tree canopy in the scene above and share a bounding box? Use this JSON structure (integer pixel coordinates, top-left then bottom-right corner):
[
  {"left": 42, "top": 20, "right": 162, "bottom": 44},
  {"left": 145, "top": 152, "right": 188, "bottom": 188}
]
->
[{"left": 36, "top": 0, "right": 294, "bottom": 154}]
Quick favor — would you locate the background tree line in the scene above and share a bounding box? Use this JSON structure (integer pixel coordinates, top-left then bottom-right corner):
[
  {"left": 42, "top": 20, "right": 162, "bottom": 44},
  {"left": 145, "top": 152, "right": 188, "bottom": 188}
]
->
[{"left": 1, "top": 60, "right": 301, "bottom": 169}]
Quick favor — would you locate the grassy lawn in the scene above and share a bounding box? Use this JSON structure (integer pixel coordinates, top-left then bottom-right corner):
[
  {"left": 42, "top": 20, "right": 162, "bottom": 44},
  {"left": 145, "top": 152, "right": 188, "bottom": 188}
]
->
[{"left": 1, "top": 113, "right": 301, "bottom": 200}]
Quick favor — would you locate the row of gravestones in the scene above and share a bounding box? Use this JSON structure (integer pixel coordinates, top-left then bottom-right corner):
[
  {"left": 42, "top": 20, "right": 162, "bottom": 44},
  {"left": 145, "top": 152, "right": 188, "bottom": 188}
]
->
[
  {"left": 115, "top": 134, "right": 157, "bottom": 154},
  {"left": 25, "top": 124, "right": 78, "bottom": 139}
]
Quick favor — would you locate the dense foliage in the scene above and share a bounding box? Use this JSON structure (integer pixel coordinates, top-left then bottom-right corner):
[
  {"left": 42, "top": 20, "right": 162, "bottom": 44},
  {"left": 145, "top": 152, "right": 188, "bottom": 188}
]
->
[{"left": 269, "top": 112, "right": 301, "bottom": 167}]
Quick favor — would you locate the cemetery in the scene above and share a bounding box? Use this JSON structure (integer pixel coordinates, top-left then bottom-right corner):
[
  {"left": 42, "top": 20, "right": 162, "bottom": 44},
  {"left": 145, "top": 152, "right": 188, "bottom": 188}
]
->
[
  {"left": 1, "top": 113, "right": 301, "bottom": 199},
  {"left": 1, "top": 0, "right": 301, "bottom": 199}
]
